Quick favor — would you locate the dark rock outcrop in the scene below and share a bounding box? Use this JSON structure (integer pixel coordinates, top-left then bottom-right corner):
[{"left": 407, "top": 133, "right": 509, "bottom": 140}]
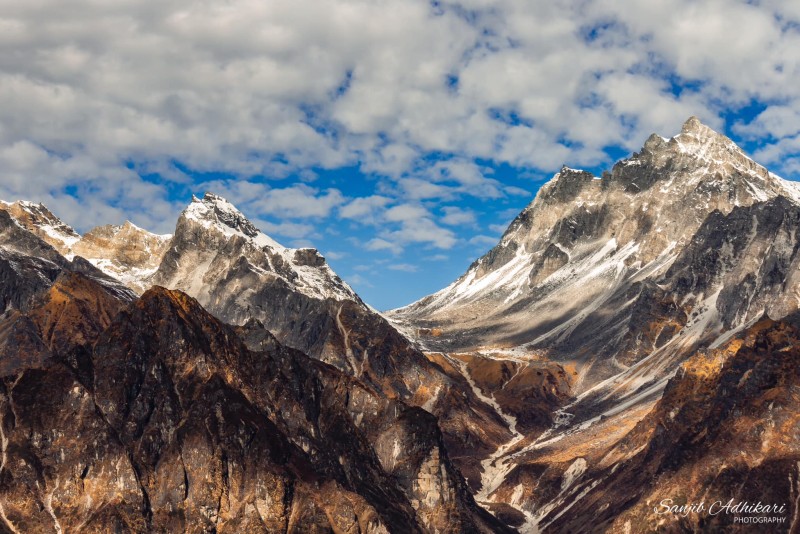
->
[{"left": 0, "top": 274, "right": 510, "bottom": 533}]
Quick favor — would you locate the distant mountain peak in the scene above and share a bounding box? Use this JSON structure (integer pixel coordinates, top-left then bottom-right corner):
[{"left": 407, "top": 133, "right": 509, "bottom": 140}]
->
[
  {"left": 160, "top": 193, "right": 359, "bottom": 305},
  {"left": 185, "top": 191, "right": 264, "bottom": 240},
  {"left": 182, "top": 192, "right": 294, "bottom": 252},
  {"left": 390, "top": 116, "right": 800, "bottom": 366},
  {"left": 0, "top": 199, "right": 80, "bottom": 256},
  {"left": 674, "top": 115, "right": 742, "bottom": 153},
  {"left": 681, "top": 114, "right": 708, "bottom": 133}
]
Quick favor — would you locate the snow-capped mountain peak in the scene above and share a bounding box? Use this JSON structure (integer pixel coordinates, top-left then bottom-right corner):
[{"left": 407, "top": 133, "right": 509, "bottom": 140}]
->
[
  {"left": 0, "top": 199, "right": 81, "bottom": 256},
  {"left": 390, "top": 117, "right": 800, "bottom": 392},
  {"left": 156, "top": 192, "right": 359, "bottom": 305},
  {"left": 184, "top": 192, "right": 283, "bottom": 250},
  {"left": 619, "top": 116, "right": 800, "bottom": 202}
]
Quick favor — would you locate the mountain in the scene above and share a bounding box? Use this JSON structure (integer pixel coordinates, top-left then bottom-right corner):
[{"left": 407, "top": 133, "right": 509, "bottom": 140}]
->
[
  {"left": 389, "top": 117, "right": 800, "bottom": 531},
  {"left": 0, "top": 208, "right": 136, "bottom": 313},
  {"left": 390, "top": 116, "right": 800, "bottom": 410},
  {"left": 141, "top": 192, "right": 517, "bottom": 487},
  {"left": 0, "top": 211, "right": 510, "bottom": 533},
  {"left": 0, "top": 199, "right": 171, "bottom": 294},
  {"left": 539, "top": 313, "right": 800, "bottom": 532},
  {"left": 0, "top": 275, "right": 508, "bottom": 533},
  {"left": 0, "top": 195, "right": 516, "bottom": 516},
  {"left": 0, "top": 200, "right": 81, "bottom": 257},
  {"left": 72, "top": 221, "right": 172, "bottom": 293},
  {"left": 391, "top": 116, "right": 800, "bottom": 371}
]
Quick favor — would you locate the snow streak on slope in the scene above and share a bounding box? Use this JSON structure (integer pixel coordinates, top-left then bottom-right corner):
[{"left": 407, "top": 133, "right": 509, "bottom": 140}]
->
[
  {"left": 0, "top": 200, "right": 80, "bottom": 257},
  {"left": 437, "top": 353, "right": 528, "bottom": 512}
]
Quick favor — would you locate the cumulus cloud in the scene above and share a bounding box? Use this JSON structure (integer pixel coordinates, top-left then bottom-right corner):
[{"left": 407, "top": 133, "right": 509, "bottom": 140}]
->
[
  {"left": 256, "top": 185, "right": 345, "bottom": 219},
  {"left": 253, "top": 219, "right": 316, "bottom": 240},
  {"left": 441, "top": 206, "right": 477, "bottom": 226},
  {"left": 382, "top": 218, "right": 458, "bottom": 250},
  {"left": 324, "top": 250, "right": 346, "bottom": 260},
  {"left": 384, "top": 204, "right": 430, "bottom": 223},
  {"left": 339, "top": 195, "right": 392, "bottom": 222},
  {"left": 365, "top": 238, "right": 402, "bottom": 254},
  {"left": 469, "top": 234, "right": 501, "bottom": 246}
]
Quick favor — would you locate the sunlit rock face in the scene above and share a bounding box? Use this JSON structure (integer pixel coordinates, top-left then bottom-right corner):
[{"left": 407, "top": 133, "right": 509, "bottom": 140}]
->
[
  {"left": 545, "top": 314, "right": 800, "bottom": 533},
  {"left": 0, "top": 275, "right": 509, "bottom": 533},
  {"left": 72, "top": 221, "right": 171, "bottom": 293}
]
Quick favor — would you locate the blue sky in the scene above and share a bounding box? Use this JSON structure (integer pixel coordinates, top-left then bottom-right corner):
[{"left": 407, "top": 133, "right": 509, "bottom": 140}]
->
[{"left": 1, "top": 0, "right": 800, "bottom": 310}]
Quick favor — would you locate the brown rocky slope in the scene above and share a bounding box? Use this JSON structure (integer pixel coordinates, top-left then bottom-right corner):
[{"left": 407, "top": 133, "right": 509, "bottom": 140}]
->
[{"left": 0, "top": 270, "right": 510, "bottom": 533}]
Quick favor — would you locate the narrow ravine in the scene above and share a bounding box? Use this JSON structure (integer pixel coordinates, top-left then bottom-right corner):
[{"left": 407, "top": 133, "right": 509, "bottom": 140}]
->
[
  {"left": 336, "top": 304, "right": 362, "bottom": 377},
  {"left": 441, "top": 353, "right": 527, "bottom": 503}
]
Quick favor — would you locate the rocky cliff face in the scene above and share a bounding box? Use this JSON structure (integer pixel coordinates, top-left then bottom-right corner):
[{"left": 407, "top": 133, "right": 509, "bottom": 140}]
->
[
  {"left": 541, "top": 314, "right": 800, "bottom": 533},
  {"left": 72, "top": 221, "right": 171, "bottom": 293},
  {"left": 0, "top": 272, "right": 509, "bottom": 533}
]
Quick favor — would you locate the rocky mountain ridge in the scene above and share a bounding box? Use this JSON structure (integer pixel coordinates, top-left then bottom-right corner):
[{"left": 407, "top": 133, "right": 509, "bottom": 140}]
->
[
  {"left": 387, "top": 116, "right": 800, "bottom": 532},
  {"left": 0, "top": 211, "right": 509, "bottom": 533}
]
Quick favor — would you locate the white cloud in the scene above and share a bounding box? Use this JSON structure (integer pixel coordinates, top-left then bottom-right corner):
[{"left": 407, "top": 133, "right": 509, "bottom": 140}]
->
[
  {"left": 504, "top": 186, "right": 530, "bottom": 196},
  {"left": 388, "top": 263, "right": 419, "bottom": 272},
  {"left": 384, "top": 203, "right": 430, "bottom": 223},
  {"left": 382, "top": 218, "right": 458, "bottom": 250},
  {"left": 365, "top": 238, "right": 402, "bottom": 254},
  {"left": 256, "top": 185, "right": 345, "bottom": 219},
  {"left": 441, "top": 206, "right": 477, "bottom": 226},
  {"left": 345, "top": 273, "right": 373, "bottom": 288},
  {"left": 339, "top": 195, "right": 392, "bottom": 222},
  {"left": 2, "top": 0, "right": 800, "bottom": 238},
  {"left": 253, "top": 219, "right": 316, "bottom": 240},
  {"left": 469, "top": 234, "right": 500, "bottom": 246},
  {"left": 396, "top": 178, "right": 458, "bottom": 201},
  {"left": 425, "top": 254, "right": 449, "bottom": 262},
  {"left": 734, "top": 105, "right": 800, "bottom": 141},
  {"left": 324, "top": 250, "right": 346, "bottom": 260}
]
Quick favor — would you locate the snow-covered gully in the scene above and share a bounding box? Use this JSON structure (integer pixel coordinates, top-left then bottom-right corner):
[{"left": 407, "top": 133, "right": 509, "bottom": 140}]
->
[{"left": 439, "top": 353, "right": 533, "bottom": 517}]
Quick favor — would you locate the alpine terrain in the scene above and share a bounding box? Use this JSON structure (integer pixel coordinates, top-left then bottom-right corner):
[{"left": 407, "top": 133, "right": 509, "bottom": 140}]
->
[
  {"left": 1, "top": 116, "right": 799, "bottom": 532},
  {"left": 389, "top": 117, "right": 800, "bottom": 531}
]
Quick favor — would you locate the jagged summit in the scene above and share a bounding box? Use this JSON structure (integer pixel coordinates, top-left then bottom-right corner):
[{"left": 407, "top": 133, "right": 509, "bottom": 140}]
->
[
  {"left": 537, "top": 117, "right": 799, "bottom": 205},
  {"left": 389, "top": 116, "right": 800, "bottom": 389},
  {"left": 154, "top": 192, "right": 359, "bottom": 306},
  {"left": 183, "top": 191, "right": 340, "bottom": 272},
  {"left": 0, "top": 199, "right": 81, "bottom": 256},
  {"left": 185, "top": 192, "right": 270, "bottom": 243}
]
